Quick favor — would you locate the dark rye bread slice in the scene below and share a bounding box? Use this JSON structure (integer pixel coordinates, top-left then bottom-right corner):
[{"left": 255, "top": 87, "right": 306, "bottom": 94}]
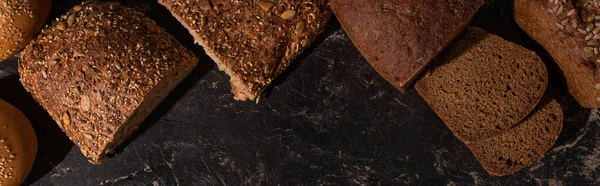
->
[
  {"left": 515, "top": 0, "right": 600, "bottom": 108},
  {"left": 415, "top": 27, "right": 548, "bottom": 142},
  {"left": 330, "top": 0, "right": 484, "bottom": 92},
  {"left": 158, "top": 0, "right": 332, "bottom": 101},
  {"left": 19, "top": 2, "right": 198, "bottom": 164},
  {"left": 466, "top": 99, "right": 563, "bottom": 176}
]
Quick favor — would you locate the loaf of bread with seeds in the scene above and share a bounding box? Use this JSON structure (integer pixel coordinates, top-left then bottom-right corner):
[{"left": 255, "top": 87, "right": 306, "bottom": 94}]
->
[
  {"left": 19, "top": 2, "right": 198, "bottom": 164},
  {"left": 0, "top": 0, "right": 51, "bottom": 61},
  {"left": 158, "top": 0, "right": 332, "bottom": 101},
  {"left": 515, "top": 0, "right": 600, "bottom": 108},
  {"left": 331, "top": 0, "right": 484, "bottom": 92}
]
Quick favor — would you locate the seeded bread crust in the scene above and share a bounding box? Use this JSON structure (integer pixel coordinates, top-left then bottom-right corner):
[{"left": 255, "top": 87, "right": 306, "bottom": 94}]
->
[
  {"left": 158, "top": 0, "right": 332, "bottom": 101},
  {"left": 330, "top": 0, "right": 484, "bottom": 92},
  {"left": 466, "top": 99, "right": 563, "bottom": 176},
  {"left": 0, "top": 0, "right": 51, "bottom": 61},
  {"left": 415, "top": 27, "right": 548, "bottom": 142},
  {"left": 0, "top": 99, "right": 37, "bottom": 186},
  {"left": 515, "top": 0, "right": 600, "bottom": 108},
  {"left": 19, "top": 1, "right": 198, "bottom": 164}
]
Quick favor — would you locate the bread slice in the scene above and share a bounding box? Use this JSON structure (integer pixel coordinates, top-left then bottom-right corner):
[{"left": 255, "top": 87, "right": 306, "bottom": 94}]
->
[
  {"left": 466, "top": 99, "right": 563, "bottom": 176},
  {"left": 515, "top": 0, "right": 600, "bottom": 108},
  {"left": 330, "top": 0, "right": 484, "bottom": 92},
  {"left": 18, "top": 2, "right": 198, "bottom": 164},
  {"left": 158, "top": 0, "right": 332, "bottom": 101},
  {"left": 415, "top": 27, "right": 548, "bottom": 141}
]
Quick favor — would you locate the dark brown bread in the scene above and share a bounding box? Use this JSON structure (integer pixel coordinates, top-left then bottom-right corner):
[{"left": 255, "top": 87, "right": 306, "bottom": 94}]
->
[
  {"left": 19, "top": 2, "right": 198, "bottom": 164},
  {"left": 0, "top": 0, "right": 51, "bottom": 61},
  {"left": 466, "top": 99, "right": 563, "bottom": 176},
  {"left": 415, "top": 27, "right": 548, "bottom": 142},
  {"left": 515, "top": 0, "right": 600, "bottom": 108},
  {"left": 158, "top": 0, "right": 332, "bottom": 101},
  {"left": 330, "top": 0, "right": 484, "bottom": 92}
]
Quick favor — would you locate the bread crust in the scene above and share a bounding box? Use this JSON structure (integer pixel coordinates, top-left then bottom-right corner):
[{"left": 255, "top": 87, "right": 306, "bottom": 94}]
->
[
  {"left": 0, "top": 0, "right": 52, "bottom": 61},
  {"left": 158, "top": 0, "right": 332, "bottom": 101},
  {"left": 19, "top": 1, "right": 198, "bottom": 164},
  {"left": 331, "top": 0, "right": 484, "bottom": 92},
  {"left": 0, "top": 99, "right": 37, "bottom": 186},
  {"left": 515, "top": 0, "right": 600, "bottom": 108}
]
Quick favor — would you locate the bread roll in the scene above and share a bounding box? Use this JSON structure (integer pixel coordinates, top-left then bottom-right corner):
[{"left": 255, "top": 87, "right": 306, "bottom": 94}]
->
[
  {"left": 19, "top": 2, "right": 198, "bottom": 164},
  {"left": 0, "top": 0, "right": 51, "bottom": 61},
  {"left": 0, "top": 99, "right": 37, "bottom": 186}
]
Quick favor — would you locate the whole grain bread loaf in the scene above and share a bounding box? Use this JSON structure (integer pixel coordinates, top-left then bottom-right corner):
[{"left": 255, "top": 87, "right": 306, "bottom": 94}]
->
[
  {"left": 158, "top": 0, "right": 332, "bottom": 101},
  {"left": 19, "top": 2, "right": 198, "bottom": 164},
  {"left": 515, "top": 0, "right": 600, "bottom": 108},
  {"left": 415, "top": 27, "right": 548, "bottom": 142},
  {"left": 330, "top": 0, "right": 484, "bottom": 92},
  {"left": 466, "top": 98, "right": 563, "bottom": 176}
]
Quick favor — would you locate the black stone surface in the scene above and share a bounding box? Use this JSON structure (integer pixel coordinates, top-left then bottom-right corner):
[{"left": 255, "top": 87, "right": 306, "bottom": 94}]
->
[{"left": 0, "top": 0, "right": 598, "bottom": 185}]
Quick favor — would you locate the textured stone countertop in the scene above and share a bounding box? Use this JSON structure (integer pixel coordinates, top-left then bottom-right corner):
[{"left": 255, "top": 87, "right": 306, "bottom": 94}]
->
[{"left": 0, "top": 0, "right": 598, "bottom": 185}]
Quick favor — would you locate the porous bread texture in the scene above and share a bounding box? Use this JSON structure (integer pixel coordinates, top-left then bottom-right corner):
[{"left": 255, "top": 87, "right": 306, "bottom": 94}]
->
[
  {"left": 19, "top": 1, "right": 198, "bottom": 164},
  {"left": 416, "top": 27, "right": 548, "bottom": 142},
  {"left": 466, "top": 99, "right": 563, "bottom": 176}
]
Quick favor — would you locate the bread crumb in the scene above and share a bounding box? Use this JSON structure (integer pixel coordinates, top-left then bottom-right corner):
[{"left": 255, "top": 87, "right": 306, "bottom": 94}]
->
[{"left": 324, "top": 29, "right": 348, "bottom": 42}]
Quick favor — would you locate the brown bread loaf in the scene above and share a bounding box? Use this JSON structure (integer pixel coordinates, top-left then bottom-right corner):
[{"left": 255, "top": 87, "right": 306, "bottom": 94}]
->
[
  {"left": 466, "top": 99, "right": 563, "bottom": 176},
  {"left": 330, "top": 0, "right": 484, "bottom": 92},
  {"left": 19, "top": 2, "right": 198, "bottom": 164},
  {"left": 515, "top": 0, "right": 600, "bottom": 108},
  {"left": 415, "top": 27, "right": 548, "bottom": 142},
  {"left": 158, "top": 0, "right": 332, "bottom": 101},
  {"left": 0, "top": 0, "right": 52, "bottom": 61},
  {"left": 0, "top": 99, "right": 37, "bottom": 186}
]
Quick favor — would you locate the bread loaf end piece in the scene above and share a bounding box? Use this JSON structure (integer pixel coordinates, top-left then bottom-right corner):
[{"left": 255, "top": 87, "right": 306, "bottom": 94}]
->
[
  {"left": 416, "top": 27, "right": 548, "bottom": 141},
  {"left": 467, "top": 99, "right": 563, "bottom": 176},
  {"left": 19, "top": 2, "right": 198, "bottom": 164}
]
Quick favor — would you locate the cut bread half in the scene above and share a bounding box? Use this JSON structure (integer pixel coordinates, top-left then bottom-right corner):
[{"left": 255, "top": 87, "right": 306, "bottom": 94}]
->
[
  {"left": 159, "top": 0, "right": 332, "bottom": 101},
  {"left": 331, "top": 0, "right": 484, "bottom": 92}
]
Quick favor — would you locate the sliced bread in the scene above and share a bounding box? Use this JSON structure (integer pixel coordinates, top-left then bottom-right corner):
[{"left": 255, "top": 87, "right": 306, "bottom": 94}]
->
[
  {"left": 330, "top": 0, "right": 484, "bottom": 92},
  {"left": 19, "top": 2, "right": 198, "bottom": 164},
  {"left": 158, "top": 0, "right": 332, "bottom": 101},
  {"left": 415, "top": 27, "right": 548, "bottom": 141},
  {"left": 466, "top": 99, "right": 563, "bottom": 176}
]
